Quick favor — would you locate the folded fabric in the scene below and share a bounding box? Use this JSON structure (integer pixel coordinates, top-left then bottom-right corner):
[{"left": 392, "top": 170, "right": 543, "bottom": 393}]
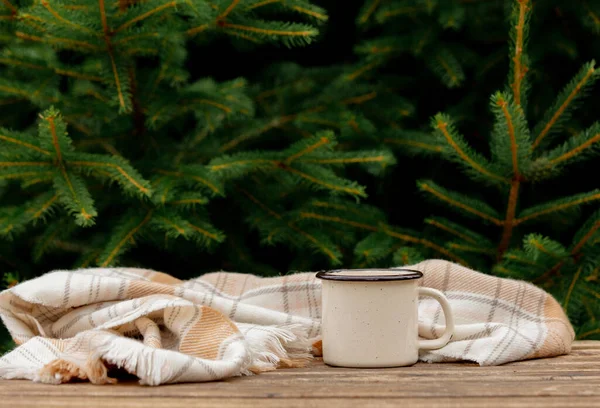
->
[{"left": 0, "top": 259, "right": 574, "bottom": 385}]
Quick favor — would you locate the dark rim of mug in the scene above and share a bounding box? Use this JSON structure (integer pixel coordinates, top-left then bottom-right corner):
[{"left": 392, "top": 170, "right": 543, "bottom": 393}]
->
[{"left": 315, "top": 268, "right": 423, "bottom": 282}]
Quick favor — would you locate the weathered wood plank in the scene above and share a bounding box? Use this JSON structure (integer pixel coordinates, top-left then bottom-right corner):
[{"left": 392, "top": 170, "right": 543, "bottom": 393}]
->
[
  {"left": 3, "top": 397, "right": 600, "bottom": 408},
  {"left": 0, "top": 340, "right": 598, "bottom": 407}
]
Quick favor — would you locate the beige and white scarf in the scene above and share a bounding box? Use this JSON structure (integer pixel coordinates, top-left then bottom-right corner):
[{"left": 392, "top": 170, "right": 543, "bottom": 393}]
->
[{"left": 0, "top": 260, "right": 574, "bottom": 385}]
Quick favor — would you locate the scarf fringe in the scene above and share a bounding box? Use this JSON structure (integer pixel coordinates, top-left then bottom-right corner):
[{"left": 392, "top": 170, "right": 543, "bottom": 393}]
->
[
  {"left": 243, "top": 323, "right": 312, "bottom": 374},
  {"left": 29, "top": 323, "right": 312, "bottom": 385}
]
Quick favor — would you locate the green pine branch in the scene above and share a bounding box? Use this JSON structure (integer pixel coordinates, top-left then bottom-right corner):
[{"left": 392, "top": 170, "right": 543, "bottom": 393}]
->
[
  {"left": 97, "top": 209, "right": 153, "bottom": 267},
  {"left": 417, "top": 180, "right": 503, "bottom": 225},
  {"left": 424, "top": 216, "right": 492, "bottom": 246},
  {"left": 432, "top": 113, "right": 509, "bottom": 186},
  {"left": 392, "top": 247, "right": 425, "bottom": 266},
  {"left": 526, "top": 122, "right": 600, "bottom": 181},
  {"left": 508, "top": 0, "right": 531, "bottom": 108},
  {"left": 489, "top": 92, "right": 531, "bottom": 176},
  {"left": 0, "top": 191, "right": 59, "bottom": 239},
  {"left": 532, "top": 61, "right": 600, "bottom": 151},
  {"left": 383, "top": 129, "right": 444, "bottom": 156},
  {"left": 516, "top": 190, "right": 600, "bottom": 225},
  {"left": 428, "top": 47, "right": 465, "bottom": 88}
]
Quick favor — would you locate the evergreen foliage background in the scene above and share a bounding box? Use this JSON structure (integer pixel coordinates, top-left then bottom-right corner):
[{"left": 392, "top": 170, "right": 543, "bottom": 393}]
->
[{"left": 1, "top": 0, "right": 600, "bottom": 345}]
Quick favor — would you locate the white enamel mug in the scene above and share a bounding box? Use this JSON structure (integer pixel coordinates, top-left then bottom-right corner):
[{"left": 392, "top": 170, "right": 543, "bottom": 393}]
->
[{"left": 315, "top": 268, "right": 455, "bottom": 368}]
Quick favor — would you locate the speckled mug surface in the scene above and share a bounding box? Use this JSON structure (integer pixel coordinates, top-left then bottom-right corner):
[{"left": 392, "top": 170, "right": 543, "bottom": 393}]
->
[{"left": 315, "top": 269, "right": 455, "bottom": 368}]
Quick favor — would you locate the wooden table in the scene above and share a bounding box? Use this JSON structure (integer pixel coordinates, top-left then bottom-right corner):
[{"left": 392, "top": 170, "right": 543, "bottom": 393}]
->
[{"left": 0, "top": 341, "right": 598, "bottom": 407}]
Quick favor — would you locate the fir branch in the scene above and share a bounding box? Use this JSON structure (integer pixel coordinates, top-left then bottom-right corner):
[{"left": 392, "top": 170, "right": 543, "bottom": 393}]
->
[
  {"left": 0, "top": 83, "right": 30, "bottom": 99},
  {"left": 0, "top": 130, "right": 50, "bottom": 157},
  {"left": 108, "top": 51, "right": 127, "bottom": 111},
  {"left": 393, "top": 247, "right": 425, "bottom": 266},
  {"left": 69, "top": 154, "right": 151, "bottom": 197},
  {"left": 571, "top": 211, "right": 600, "bottom": 255},
  {"left": 424, "top": 216, "right": 490, "bottom": 245},
  {"left": 222, "top": 22, "right": 313, "bottom": 37},
  {"left": 98, "top": 0, "right": 129, "bottom": 112},
  {"left": 0, "top": 170, "right": 54, "bottom": 182},
  {"left": 503, "top": 251, "right": 542, "bottom": 267},
  {"left": 155, "top": 168, "right": 223, "bottom": 196},
  {"left": 290, "top": 5, "right": 327, "bottom": 21},
  {"left": 190, "top": 98, "right": 232, "bottom": 113},
  {"left": 74, "top": 249, "right": 101, "bottom": 268},
  {"left": 354, "top": 233, "right": 396, "bottom": 266},
  {"left": 288, "top": 223, "right": 341, "bottom": 264},
  {"left": 284, "top": 164, "right": 367, "bottom": 197},
  {"left": 0, "top": 192, "right": 59, "bottom": 238},
  {"left": 383, "top": 130, "right": 444, "bottom": 155},
  {"left": 152, "top": 177, "right": 178, "bottom": 205},
  {"left": 113, "top": 31, "right": 160, "bottom": 45},
  {"left": 40, "top": 0, "right": 96, "bottom": 35},
  {"left": 376, "top": 4, "right": 424, "bottom": 22},
  {"left": 515, "top": 190, "right": 600, "bottom": 225},
  {"left": 342, "top": 91, "right": 377, "bottom": 105},
  {"left": 0, "top": 161, "right": 54, "bottom": 174},
  {"left": 429, "top": 48, "right": 465, "bottom": 88},
  {"left": 563, "top": 266, "right": 584, "bottom": 310},
  {"left": 169, "top": 192, "right": 208, "bottom": 208},
  {"left": 509, "top": 0, "right": 531, "bottom": 106},
  {"left": 418, "top": 180, "right": 503, "bottom": 225},
  {"left": 1, "top": 0, "right": 16, "bottom": 15},
  {"left": 433, "top": 114, "right": 509, "bottom": 185},
  {"left": 54, "top": 68, "right": 103, "bottom": 82},
  {"left": 32, "top": 218, "right": 75, "bottom": 262},
  {"left": 532, "top": 214, "right": 600, "bottom": 284},
  {"left": 532, "top": 62, "right": 599, "bottom": 150},
  {"left": 99, "top": 209, "right": 153, "bottom": 266},
  {"left": 219, "top": 0, "right": 239, "bottom": 19},
  {"left": 41, "top": 109, "right": 72, "bottom": 162},
  {"left": 218, "top": 115, "right": 298, "bottom": 152},
  {"left": 15, "top": 31, "right": 102, "bottom": 52},
  {"left": 308, "top": 199, "right": 385, "bottom": 221},
  {"left": 299, "top": 155, "right": 392, "bottom": 165},
  {"left": 285, "top": 134, "right": 332, "bottom": 164},
  {"left": 186, "top": 218, "right": 224, "bottom": 243},
  {"left": 490, "top": 92, "right": 531, "bottom": 177},
  {"left": 357, "top": 0, "right": 381, "bottom": 25},
  {"left": 525, "top": 235, "right": 569, "bottom": 260},
  {"left": 150, "top": 210, "right": 224, "bottom": 245},
  {"left": 448, "top": 242, "right": 495, "bottom": 256},
  {"left": 113, "top": 1, "right": 178, "bottom": 34},
  {"left": 219, "top": 21, "right": 318, "bottom": 47},
  {"left": 247, "top": 0, "right": 279, "bottom": 9},
  {"left": 582, "top": 1, "right": 600, "bottom": 35},
  {"left": 39, "top": 110, "right": 96, "bottom": 225},
  {"left": 580, "top": 327, "right": 600, "bottom": 339},
  {"left": 384, "top": 139, "right": 443, "bottom": 152},
  {"left": 245, "top": 0, "right": 328, "bottom": 21},
  {"left": 527, "top": 122, "right": 600, "bottom": 181},
  {"left": 381, "top": 225, "right": 468, "bottom": 266},
  {"left": 209, "top": 157, "right": 277, "bottom": 175},
  {"left": 239, "top": 187, "right": 341, "bottom": 263},
  {"left": 186, "top": 24, "right": 209, "bottom": 36},
  {"left": 53, "top": 172, "right": 97, "bottom": 227},
  {"left": 298, "top": 212, "right": 379, "bottom": 231},
  {"left": 498, "top": 179, "right": 520, "bottom": 257},
  {"left": 549, "top": 133, "right": 600, "bottom": 165},
  {"left": 345, "top": 60, "right": 382, "bottom": 81}
]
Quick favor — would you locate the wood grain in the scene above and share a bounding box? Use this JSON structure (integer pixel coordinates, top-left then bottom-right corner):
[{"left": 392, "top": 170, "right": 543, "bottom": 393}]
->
[{"left": 1, "top": 341, "right": 598, "bottom": 407}]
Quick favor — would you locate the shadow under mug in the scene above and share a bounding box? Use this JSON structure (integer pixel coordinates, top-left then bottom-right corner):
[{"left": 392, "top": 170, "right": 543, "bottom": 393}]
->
[{"left": 315, "top": 268, "right": 455, "bottom": 368}]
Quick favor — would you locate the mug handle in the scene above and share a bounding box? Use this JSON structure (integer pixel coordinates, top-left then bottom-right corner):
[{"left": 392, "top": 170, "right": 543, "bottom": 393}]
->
[{"left": 417, "top": 287, "right": 455, "bottom": 350}]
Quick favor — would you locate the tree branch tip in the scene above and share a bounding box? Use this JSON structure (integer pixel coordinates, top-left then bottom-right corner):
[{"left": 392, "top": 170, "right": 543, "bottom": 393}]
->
[{"left": 435, "top": 121, "right": 447, "bottom": 130}]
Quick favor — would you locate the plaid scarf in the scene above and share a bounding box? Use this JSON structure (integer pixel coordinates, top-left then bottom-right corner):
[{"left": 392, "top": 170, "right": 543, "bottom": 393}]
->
[{"left": 0, "top": 260, "right": 574, "bottom": 385}]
